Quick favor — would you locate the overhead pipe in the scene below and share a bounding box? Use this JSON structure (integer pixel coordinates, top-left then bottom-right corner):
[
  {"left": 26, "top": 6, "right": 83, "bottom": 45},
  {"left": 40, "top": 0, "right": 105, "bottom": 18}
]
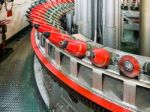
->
[
  {"left": 74, "top": 0, "right": 93, "bottom": 39},
  {"left": 94, "top": 0, "right": 98, "bottom": 43},
  {"left": 103, "top": 0, "right": 118, "bottom": 49},
  {"left": 140, "top": 0, "right": 150, "bottom": 57}
]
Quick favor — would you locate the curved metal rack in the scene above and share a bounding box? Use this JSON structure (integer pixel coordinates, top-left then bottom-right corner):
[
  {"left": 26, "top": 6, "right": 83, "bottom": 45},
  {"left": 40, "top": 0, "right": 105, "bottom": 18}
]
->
[{"left": 28, "top": 0, "right": 150, "bottom": 112}]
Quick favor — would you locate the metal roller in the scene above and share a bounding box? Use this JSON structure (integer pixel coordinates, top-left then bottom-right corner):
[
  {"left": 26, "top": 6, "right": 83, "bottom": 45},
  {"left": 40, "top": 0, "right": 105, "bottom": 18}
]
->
[
  {"left": 118, "top": 55, "right": 140, "bottom": 78},
  {"left": 143, "top": 62, "right": 150, "bottom": 76}
]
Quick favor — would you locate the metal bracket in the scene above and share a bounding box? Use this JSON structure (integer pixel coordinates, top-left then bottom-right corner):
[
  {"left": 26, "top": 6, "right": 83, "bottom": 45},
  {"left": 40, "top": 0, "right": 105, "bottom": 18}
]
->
[
  {"left": 92, "top": 69, "right": 103, "bottom": 92},
  {"left": 123, "top": 81, "right": 136, "bottom": 105},
  {"left": 55, "top": 48, "right": 61, "bottom": 67},
  {"left": 70, "top": 58, "right": 78, "bottom": 78}
]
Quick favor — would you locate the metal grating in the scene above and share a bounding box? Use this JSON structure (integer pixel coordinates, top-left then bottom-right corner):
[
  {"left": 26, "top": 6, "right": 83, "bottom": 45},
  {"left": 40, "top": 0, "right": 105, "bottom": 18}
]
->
[{"left": 0, "top": 30, "right": 48, "bottom": 112}]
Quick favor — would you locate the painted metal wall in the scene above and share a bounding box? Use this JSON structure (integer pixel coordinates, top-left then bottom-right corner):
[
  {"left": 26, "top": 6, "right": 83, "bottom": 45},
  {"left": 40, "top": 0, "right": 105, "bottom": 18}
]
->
[{"left": 0, "top": 0, "right": 32, "bottom": 40}]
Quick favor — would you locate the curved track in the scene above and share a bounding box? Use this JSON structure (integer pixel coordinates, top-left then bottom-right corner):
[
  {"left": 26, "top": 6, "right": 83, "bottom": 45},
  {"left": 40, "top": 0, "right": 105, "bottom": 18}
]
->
[{"left": 28, "top": 0, "right": 150, "bottom": 112}]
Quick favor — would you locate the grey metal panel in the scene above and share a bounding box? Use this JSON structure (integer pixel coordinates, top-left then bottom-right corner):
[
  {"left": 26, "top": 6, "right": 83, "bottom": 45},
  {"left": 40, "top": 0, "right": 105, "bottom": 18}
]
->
[
  {"left": 74, "top": 0, "right": 93, "bottom": 39},
  {"left": 66, "top": 0, "right": 123, "bottom": 47},
  {"left": 66, "top": 11, "right": 74, "bottom": 34},
  {"left": 104, "top": 0, "right": 115, "bottom": 27},
  {"left": 102, "top": 0, "right": 121, "bottom": 49},
  {"left": 74, "top": 0, "right": 78, "bottom": 23},
  {"left": 103, "top": 27, "right": 117, "bottom": 48}
]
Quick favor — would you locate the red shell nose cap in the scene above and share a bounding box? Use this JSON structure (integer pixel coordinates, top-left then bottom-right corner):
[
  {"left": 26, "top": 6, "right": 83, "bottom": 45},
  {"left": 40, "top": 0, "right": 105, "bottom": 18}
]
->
[
  {"left": 31, "top": 4, "right": 36, "bottom": 8},
  {"left": 25, "top": 14, "right": 29, "bottom": 18},
  {"left": 43, "top": 32, "right": 51, "bottom": 38},
  {"left": 28, "top": 7, "right": 32, "bottom": 11},
  {"left": 27, "top": 20, "right": 32, "bottom": 24},
  {"left": 90, "top": 52, "right": 95, "bottom": 58},
  {"left": 33, "top": 24, "right": 40, "bottom": 29},
  {"left": 60, "top": 40, "right": 68, "bottom": 49},
  {"left": 86, "top": 51, "right": 95, "bottom": 58},
  {"left": 26, "top": 10, "right": 30, "bottom": 14}
]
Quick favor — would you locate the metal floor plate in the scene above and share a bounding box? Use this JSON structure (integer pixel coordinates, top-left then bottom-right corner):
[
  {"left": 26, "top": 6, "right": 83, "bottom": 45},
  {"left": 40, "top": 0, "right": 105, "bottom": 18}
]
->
[{"left": 0, "top": 29, "right": 48, "bottom": 112}]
